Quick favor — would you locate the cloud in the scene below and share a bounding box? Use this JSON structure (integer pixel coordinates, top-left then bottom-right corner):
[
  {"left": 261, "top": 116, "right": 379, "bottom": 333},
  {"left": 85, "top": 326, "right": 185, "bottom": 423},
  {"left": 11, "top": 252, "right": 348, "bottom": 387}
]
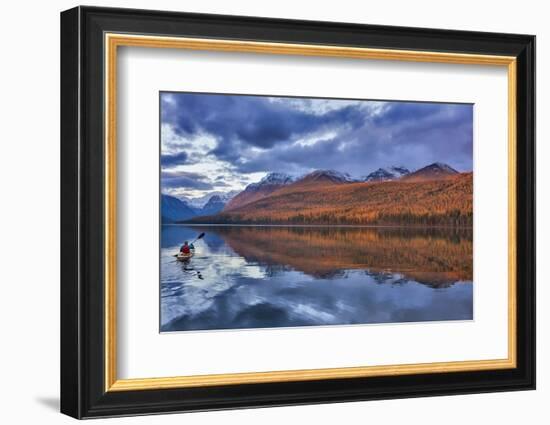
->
[
  {"left": 161, "top": 151, "right": 188, "bottom": 167},
  {"left": 161, "top": 93, "right": 367, "bottom": 151},
  {"left": 161, "top": 170, "right": 214, "bottom": 190}
]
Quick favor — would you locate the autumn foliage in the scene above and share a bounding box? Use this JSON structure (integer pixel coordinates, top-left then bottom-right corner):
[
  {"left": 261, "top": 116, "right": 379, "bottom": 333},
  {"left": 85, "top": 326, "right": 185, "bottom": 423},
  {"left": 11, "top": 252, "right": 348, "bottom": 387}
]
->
[{"left": 188, "top": 172, "right": 473, "bottom": 226}]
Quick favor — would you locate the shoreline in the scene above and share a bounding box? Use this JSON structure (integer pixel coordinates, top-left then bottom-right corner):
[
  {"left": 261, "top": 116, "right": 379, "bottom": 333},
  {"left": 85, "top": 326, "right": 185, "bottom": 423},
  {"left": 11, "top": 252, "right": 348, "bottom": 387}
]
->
[{"left": 163, "top": 223, "right": 473, "bottom": 230}]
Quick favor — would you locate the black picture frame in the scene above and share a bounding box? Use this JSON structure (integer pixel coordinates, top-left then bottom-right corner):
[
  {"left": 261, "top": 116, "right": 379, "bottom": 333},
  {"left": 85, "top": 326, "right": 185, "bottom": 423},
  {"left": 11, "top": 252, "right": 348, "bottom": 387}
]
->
[{"left": 61, "top": 5, "right": 535, "bottom": 419}]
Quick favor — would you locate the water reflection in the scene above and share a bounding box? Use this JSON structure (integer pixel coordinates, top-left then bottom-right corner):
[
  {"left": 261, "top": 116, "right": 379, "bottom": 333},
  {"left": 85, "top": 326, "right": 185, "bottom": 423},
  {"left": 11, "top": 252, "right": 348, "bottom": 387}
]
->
[{"left": 160, "top": 225, "right": 473, "bottom": 332}]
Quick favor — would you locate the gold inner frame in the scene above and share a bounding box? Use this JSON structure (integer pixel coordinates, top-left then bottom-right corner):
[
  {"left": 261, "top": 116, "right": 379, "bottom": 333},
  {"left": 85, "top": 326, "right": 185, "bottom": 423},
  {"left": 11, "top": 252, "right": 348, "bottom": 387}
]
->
[{"left": 104, "top": 33, "right": 517, "bottom": 392}]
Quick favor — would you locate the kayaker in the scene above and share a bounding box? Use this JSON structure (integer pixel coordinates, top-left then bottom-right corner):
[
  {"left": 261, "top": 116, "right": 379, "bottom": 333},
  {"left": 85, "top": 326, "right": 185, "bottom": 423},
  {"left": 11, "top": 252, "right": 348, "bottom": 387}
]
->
[{"left": 180, "top": 241, "right": 191, "bottom": 254}]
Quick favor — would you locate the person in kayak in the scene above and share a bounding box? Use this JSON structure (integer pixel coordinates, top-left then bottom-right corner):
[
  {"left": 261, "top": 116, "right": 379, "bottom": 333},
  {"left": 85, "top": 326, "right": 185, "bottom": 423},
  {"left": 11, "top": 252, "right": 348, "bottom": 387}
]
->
[{"left": 180, "top": 241, "right": 191, "bottom": 254}]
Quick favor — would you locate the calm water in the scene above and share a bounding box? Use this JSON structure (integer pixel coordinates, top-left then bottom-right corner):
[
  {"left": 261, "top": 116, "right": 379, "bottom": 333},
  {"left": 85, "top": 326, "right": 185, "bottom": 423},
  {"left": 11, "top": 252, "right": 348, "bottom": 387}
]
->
[{"left": 160, "top": 225, "right": 473, "bottom": 332}]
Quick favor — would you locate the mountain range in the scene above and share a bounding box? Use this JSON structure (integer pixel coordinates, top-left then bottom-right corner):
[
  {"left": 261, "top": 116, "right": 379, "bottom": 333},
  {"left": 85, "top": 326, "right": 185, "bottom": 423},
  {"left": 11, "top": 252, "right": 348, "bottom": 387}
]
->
[
  {"left": 181, "top": 190, "right": 240, "bottom": 209},
  {"left": 161, "top": 193, "right": 235, "bottom": 223},
  {"left": 184, "top": 162, "right": 472, "bottom": 226}
]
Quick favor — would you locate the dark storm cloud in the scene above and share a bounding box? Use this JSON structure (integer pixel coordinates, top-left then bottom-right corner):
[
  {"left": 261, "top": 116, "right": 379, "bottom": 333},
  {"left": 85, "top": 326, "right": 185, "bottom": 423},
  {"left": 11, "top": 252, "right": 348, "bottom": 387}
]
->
[
  {"left": 161, "top": 170, "right": 213, "bottom": 190},
  {"left": 161, "top": 151, "right": 188, "bottom": 167},
  {"left": 161, "top": 92, "right": 473, "bottom": 178},
  {"left": 235, "top": 135, "right": 342, "bottom": 174},
  {"left": 162, "top": 92, "right": 365, "bottom": 150},
  {"left": 357, "top": 102, "right": 474, "bottom": 172}
]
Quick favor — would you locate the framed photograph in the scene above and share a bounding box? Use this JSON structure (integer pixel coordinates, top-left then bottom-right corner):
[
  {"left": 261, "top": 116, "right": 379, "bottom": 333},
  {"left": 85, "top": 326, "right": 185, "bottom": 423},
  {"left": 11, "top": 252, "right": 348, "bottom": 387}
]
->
[{"left": 60, "top": 6, "right": 535, "bottom": 419}]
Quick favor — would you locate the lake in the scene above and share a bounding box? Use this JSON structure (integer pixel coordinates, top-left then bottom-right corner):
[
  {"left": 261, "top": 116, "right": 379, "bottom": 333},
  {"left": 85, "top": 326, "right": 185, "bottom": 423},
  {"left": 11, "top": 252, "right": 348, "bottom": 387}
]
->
[{"left": 160, "top": 225, "right": 473, "bottom": 332}]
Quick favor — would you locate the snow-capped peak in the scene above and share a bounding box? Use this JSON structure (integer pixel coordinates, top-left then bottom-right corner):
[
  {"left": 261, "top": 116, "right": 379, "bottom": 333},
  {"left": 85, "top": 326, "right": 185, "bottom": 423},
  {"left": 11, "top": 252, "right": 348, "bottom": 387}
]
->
[
  {"left": 363, "top": 165, "right": 410, "bottom": 182},
  {"left": 424, "top": 162, "right": 458, "bottom": 174},
  {"left": 246, "top": 173, "right": 295, "bottom": 190},
  {"left": 387, "top": 165, "right": 410, "bottom": 176},
  {"left": 301, "top": 169, "right": 356, "bottom": 183},
  {"left": 260, "top": 172, "right": 295, "bottom": 185},
  {"left": 401, "top": 162, "right": 459, "bottom": 181},
  {"left": 205, "top": 195, "right": 222, "bottom": 203},
  {"left": 184, "top": 190, "right": 239, "bottom": 208}
]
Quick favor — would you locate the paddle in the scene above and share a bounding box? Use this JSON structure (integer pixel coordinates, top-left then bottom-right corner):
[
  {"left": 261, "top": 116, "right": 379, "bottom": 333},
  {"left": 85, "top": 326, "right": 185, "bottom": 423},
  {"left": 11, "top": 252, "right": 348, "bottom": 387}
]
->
[
  {"left": 173, "top": 232, "right": 205, "bottom": 257},
  {"left": 191, "top": 232, "right": 206, "bottom": 244}
]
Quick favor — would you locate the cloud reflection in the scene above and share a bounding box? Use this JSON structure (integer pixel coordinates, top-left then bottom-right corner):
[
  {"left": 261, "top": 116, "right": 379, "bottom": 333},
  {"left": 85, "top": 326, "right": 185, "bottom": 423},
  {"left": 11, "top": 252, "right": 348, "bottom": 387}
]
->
[{"left": 160, "top": 226, "right": 473, "bottom": 332}]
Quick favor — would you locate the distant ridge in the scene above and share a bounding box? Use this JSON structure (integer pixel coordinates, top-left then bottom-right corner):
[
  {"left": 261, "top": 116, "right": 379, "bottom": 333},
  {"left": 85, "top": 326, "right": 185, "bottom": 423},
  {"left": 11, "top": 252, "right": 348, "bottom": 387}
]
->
[
  {"left": 161, "top": 195, "right": 196, "bottom": 223},
  {"left": 200, "top": 195, "right": 226, "bottom": 216},
  {"left": 162, "top": 192, "right": 237, "bottom": 223},
  {"left": 183, "top": 190, "right": 239, "bottom": 209}
]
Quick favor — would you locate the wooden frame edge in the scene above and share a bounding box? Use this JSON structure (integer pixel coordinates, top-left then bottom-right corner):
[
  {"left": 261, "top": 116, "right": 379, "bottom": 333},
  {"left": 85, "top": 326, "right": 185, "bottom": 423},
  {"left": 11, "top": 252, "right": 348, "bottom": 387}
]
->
[
  {"left": 104, "top": 33, "right": 518, "bottom": 393},
  {"left": 507, "top": 59, "right": 518, "bottom": 369},
  {"left": 108, "top": 358, "right": 516, "bottom": 391},
  {"left": 105, "top": 32, "right": 118, "bottom": 391}
]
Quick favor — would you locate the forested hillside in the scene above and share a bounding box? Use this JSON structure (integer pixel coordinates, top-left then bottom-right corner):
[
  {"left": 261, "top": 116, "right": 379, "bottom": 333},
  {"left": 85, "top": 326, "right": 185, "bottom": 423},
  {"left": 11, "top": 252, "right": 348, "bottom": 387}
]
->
[{"left": 187, "top": 172, "right": 473, "bottom": 226}]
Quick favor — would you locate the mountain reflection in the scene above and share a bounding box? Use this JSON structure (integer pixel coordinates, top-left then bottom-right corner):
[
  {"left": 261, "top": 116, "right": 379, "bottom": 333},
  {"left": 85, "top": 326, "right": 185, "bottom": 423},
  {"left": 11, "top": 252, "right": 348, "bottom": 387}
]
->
[
  {"left": 193, "top": 225, "right": 472, "bottom": 285},
  {"left": 160, "top": 225, "right": 473, "bottom": 332}
]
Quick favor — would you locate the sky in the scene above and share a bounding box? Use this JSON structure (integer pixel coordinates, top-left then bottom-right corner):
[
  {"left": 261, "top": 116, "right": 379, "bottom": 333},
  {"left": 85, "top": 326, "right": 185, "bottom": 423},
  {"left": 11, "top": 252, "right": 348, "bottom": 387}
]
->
[{"left": 160, "top": 92, "right": 473, "bottom": 200}]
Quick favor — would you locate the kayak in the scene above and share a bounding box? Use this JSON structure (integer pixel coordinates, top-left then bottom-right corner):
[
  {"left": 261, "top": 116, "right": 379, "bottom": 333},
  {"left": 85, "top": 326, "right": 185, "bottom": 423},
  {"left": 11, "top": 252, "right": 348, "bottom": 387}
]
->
[{"left": 176, "top": 250, "right": 194, "bottom": 262}]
